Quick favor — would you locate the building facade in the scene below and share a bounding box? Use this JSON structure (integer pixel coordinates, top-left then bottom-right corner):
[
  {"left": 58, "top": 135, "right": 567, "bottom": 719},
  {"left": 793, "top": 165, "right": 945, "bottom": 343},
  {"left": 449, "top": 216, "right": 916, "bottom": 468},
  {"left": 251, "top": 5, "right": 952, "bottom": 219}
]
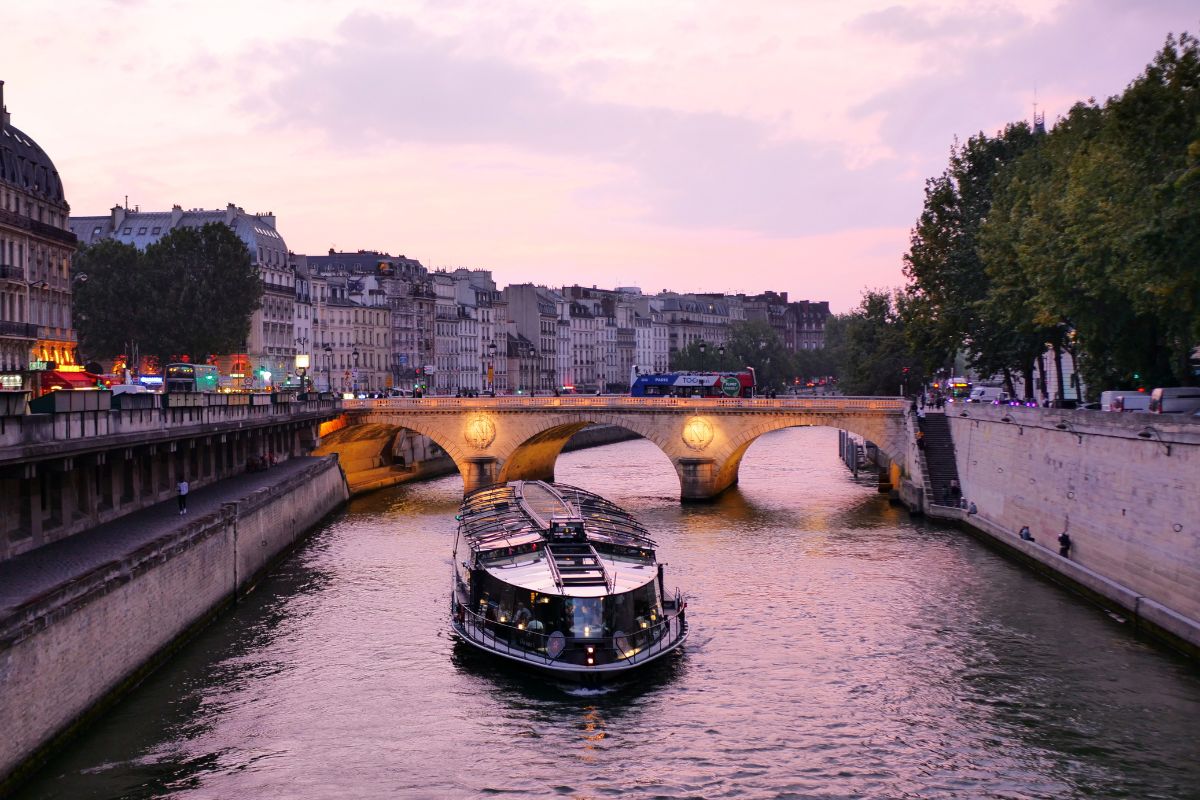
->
[{"left": 0, "top": 81, "right": 79, "bottom": 393}]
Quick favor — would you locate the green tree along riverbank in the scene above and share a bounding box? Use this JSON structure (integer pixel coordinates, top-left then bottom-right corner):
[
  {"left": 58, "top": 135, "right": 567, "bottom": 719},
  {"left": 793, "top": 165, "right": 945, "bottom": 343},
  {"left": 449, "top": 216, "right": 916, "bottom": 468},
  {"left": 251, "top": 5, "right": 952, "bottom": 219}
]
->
[
  {"left": 831, "top": 32, "right": 1200, "bottom": 398},
  {"left": 74, "top": 223, "right": 263, "bottom": 370}
]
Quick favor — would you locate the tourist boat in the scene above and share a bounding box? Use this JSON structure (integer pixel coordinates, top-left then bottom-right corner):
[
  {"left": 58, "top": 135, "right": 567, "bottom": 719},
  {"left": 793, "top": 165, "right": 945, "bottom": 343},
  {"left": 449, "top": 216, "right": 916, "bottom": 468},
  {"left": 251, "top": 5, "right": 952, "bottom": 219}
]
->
[{"left": 450, "top": 480, "right": 688, "bottom": 681}]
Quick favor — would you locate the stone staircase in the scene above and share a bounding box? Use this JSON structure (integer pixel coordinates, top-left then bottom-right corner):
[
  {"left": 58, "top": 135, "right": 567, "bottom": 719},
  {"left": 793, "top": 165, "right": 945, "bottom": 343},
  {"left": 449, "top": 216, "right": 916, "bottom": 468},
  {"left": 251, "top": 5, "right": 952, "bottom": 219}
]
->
[{"left": 919, "top": 413, "right": 961, "bottom": 507}]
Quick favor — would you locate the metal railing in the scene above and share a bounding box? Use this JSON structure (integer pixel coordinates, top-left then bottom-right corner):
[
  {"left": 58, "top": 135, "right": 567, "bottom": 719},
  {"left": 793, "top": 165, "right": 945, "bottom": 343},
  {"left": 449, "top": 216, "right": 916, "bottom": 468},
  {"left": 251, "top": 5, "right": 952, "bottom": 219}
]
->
[
  {"left": 454, "top": 594, "right": 687, "bottom": 670},
  {"left": 0, "top": 320, "right": 39, "bottom": 338},
  {"left": 348, "top": 395, "right": 906, "bottom": 412}
]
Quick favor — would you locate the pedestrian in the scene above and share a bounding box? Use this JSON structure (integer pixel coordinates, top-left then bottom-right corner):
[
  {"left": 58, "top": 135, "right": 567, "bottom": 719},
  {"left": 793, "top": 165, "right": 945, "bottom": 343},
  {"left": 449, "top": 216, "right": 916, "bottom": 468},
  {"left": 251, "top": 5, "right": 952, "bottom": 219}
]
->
[
  {"left": 945, "top": 478, "right": 961, "bottom": 506},
  {"left": 915, "top": 430, "right": 925, "bottom": 450},
  {"left": 1019, "top": 525, "right": 1034, "bottom": 542},
  {"left": 917, "top": 404, "right": 926, "bottom": 420},
  {"left": 177, "top": 478, "right": 189, "bottom": 515},
  {"left": 1058, "top": 530, "right": 1072, "bottom": 558},
  {"left": 967, "top": 501, "right": 978, "bottom": 516}
]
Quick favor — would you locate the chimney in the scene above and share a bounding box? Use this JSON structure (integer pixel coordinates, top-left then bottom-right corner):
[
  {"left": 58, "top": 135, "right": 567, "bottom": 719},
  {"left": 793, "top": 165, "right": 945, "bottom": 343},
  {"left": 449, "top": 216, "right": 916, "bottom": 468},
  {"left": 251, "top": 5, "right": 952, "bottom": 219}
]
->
[{"left": 0, "top": 80, "right": 8, "bottom": 130}]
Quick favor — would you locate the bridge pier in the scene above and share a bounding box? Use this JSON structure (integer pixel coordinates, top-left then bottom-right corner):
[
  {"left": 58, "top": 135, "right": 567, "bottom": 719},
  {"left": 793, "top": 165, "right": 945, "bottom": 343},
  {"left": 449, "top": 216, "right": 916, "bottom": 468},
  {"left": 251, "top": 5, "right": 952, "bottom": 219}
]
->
[
  {"left": 677, "top": 457, "right": 737, "bottom": 502},
  {"left": 461, "top": 457, "right": 501, "bottom": 495}
]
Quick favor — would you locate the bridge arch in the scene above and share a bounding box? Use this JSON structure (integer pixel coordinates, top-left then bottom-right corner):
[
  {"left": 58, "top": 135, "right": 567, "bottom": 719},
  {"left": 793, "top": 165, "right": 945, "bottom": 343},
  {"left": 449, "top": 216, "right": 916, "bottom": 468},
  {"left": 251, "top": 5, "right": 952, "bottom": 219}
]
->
[
  {"left": 334, "top": 398, "right": 912, "bottom": 501},
  {"left": 709, "top": 414, "right": 909, "bottom": 495}
]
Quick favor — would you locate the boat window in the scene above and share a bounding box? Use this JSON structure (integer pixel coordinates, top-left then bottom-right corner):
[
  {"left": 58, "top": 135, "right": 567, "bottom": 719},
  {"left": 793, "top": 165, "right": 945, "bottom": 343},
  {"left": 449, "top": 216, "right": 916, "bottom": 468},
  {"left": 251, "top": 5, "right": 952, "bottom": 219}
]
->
[{"left": 566, "top": 597, "right": 605, "bottom": 638}]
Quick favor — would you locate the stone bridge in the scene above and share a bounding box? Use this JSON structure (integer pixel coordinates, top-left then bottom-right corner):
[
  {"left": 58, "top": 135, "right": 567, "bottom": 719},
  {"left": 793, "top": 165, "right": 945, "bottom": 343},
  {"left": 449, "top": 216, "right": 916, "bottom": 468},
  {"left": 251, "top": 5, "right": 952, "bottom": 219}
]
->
[{"left": 320, "top": 395, "right": 915, "bottom": 501}]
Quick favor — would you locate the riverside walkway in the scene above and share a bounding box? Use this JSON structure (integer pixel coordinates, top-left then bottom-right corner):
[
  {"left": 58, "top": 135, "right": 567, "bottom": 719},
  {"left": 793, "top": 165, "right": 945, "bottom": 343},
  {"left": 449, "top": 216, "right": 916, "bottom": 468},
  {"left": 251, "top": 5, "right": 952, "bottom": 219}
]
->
[{"left": 0, "top": 457, "right": 327, "bottom": 622}]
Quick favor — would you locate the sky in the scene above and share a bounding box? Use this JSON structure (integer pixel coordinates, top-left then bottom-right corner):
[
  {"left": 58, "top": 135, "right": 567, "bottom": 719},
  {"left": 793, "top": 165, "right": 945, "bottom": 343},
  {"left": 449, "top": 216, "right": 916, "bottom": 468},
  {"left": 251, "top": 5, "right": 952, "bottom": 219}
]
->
[{"left": 3, "top": 1, "right": 1196, "bottom": 312}]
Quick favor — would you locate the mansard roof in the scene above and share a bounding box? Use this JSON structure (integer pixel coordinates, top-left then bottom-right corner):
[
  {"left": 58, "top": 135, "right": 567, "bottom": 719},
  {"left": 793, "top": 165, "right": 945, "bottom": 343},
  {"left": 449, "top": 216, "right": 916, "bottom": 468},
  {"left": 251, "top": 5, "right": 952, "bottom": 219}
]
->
[{"left": 0, "top": 123, "right": 67, "bottom": 207}]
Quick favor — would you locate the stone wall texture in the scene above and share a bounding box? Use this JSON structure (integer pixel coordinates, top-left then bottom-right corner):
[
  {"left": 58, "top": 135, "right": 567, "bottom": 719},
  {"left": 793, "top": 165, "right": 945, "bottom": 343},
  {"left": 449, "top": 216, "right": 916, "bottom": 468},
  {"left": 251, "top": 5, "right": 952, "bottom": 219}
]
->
[
  {"left": 0, "top": 457, "right": 348, "bottom": 786},
  {"left": 948, "top": 406, "right": 1200, "bottom": 643}
]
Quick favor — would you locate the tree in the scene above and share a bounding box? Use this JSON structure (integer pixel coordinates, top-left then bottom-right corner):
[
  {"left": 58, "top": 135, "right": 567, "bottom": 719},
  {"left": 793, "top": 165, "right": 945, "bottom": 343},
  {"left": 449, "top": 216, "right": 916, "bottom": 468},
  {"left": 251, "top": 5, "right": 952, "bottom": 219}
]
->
[
  {"left": 74, "top": 223, "right": 263, "bottom": 368},
  {"left": 901, "top": 123, "right": 1039, "bottom": 380},
  {"left": 828, "top": 290, "right": 918, "bottom": 396}
]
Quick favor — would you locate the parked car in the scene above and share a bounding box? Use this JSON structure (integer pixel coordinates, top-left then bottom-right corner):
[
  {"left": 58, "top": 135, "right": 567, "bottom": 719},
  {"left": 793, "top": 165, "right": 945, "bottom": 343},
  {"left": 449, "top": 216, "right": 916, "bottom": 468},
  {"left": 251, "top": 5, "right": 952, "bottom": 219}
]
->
[{"left": 1148, "top": 386, "right": 1200, "bottom": 414}]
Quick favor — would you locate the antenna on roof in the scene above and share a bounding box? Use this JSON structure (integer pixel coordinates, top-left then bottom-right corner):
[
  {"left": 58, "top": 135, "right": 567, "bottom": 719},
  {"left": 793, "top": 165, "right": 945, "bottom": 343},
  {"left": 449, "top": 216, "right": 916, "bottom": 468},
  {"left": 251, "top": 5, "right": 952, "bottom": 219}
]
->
[{"left": 1032, "top": 86, "right": 1046, "bottom": 135}]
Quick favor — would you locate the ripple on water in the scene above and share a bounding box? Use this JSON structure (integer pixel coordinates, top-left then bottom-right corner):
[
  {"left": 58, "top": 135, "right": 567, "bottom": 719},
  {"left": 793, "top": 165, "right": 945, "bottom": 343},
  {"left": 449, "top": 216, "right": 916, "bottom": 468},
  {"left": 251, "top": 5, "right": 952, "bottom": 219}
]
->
[{"left": 11, "top": 430, "right": 1200, "bottom": 800}]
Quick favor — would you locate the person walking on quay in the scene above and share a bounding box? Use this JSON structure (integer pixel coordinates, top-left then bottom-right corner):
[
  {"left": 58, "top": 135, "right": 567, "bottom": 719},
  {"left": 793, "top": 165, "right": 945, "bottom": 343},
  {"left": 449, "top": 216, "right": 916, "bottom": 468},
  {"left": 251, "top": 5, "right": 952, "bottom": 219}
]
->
[
  {"left": 1058, "top": 530, "right": 1072, "bottom": 558},
  {"left": 177, "top": 478, "right": 190, "bottom": 515}
]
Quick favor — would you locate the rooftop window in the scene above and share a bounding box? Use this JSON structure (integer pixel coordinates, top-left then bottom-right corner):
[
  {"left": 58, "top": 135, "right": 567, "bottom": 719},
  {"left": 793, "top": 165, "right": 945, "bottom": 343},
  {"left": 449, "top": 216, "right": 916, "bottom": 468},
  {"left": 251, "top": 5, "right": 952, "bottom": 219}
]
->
[{"left": 122, "top": 227, "right": 131, "bottom": 235}]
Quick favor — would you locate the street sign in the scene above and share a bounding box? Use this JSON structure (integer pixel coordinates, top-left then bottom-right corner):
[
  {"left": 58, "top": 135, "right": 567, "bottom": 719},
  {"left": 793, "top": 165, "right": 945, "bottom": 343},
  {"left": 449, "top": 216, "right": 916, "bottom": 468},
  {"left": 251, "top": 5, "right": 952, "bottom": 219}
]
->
[
  {"left": 721, "top": 375, "right": 741, "bottom": 396},
  {"left": 424, "top": 365, "right": 437, "bottom": 374}
]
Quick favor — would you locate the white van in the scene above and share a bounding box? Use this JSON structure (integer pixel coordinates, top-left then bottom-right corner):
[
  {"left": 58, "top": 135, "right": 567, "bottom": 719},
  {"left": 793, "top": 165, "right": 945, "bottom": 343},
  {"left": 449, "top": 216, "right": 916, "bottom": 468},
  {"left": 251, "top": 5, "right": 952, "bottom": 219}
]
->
[
  {"left": 110, "top": 384, "right": 148, "bottom": 396},
  {"left": 1148, "top": 387, "right": 1200, "bottom": 414},
  {"left": 967, "top": 386, "right": 1008, "bottom": 404},
  {"left": 1100, "top": 390, "right": 1150, "bottom": 412}
]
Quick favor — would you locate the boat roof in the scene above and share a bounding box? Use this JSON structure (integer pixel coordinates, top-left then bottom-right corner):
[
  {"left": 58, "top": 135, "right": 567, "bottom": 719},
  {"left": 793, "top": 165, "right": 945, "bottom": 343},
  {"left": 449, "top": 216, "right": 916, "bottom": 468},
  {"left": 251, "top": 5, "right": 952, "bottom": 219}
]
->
[{"left": 458, "top": 481, "right": 655, "bottom": 554}]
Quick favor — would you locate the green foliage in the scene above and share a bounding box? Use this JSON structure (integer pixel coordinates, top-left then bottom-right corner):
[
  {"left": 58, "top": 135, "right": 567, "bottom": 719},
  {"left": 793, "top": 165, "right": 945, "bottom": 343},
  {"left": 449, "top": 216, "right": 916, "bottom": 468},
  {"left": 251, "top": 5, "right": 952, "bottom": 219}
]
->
[
  {"left": 827, "top": 290, "right": 922, "bottom": 396},
  {"left": 74, "top": 223, "right": 263, "bottom": 367},
  {"left": 668, "top": 321, "right": 800, "bottom": 390},
  {"left": 902, "top": 31, "right": 1200, "bottom": 395}
]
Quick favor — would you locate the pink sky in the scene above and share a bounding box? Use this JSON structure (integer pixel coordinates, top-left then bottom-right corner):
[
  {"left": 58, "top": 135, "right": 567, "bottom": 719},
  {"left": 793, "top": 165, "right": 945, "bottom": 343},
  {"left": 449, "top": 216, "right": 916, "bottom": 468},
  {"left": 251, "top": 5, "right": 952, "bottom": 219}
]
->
[{"left": 4, "top": 1, "right": 1196, "bottom": 311}]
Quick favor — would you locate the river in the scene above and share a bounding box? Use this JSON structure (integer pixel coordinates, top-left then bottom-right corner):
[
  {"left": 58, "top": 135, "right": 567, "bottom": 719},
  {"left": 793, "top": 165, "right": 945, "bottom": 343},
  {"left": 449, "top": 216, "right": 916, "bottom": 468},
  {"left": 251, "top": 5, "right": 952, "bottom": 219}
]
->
[{"left": 15, "top": 428, "right": 1200, "bottom": 799}]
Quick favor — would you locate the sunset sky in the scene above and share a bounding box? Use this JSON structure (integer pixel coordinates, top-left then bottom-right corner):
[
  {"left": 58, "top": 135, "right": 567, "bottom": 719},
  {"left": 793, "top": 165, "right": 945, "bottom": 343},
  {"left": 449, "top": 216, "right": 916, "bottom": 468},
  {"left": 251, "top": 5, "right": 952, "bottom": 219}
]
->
[{"left": 4, "top": 1, "right": 1196, "bottom": 311}]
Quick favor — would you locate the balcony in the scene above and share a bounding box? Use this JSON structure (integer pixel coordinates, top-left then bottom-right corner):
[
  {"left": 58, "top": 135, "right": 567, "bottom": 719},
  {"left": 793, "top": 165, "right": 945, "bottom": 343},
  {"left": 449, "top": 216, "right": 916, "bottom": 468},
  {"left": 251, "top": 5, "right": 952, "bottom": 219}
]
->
[
  {"left": 0, "top": 321, "right": 39, "bottom": 339},
  {"left": 0, "top": 264, "right": 24, "bottom": 282}
]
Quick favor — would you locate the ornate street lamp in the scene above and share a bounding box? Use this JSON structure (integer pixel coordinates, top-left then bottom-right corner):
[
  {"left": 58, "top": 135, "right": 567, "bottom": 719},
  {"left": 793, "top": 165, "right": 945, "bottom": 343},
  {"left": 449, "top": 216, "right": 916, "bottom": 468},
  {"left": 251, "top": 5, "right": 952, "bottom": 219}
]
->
[
  {"left": 352, "top": 348, "right": 360, "bottom": 394},
  {"left": 487, "top": 341, "right": 498, "bottom": 394},
  {"left": 323, "top": 344, "right": 333, "bottom": 392}
]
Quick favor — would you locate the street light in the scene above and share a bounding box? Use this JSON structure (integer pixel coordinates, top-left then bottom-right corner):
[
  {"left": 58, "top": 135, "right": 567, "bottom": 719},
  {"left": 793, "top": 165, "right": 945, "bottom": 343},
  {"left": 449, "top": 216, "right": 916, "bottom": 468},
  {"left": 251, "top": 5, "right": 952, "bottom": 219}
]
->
[
  {"left": 323, "top": 344, "right": 333, "bottom": 392},
  {"left": 295, "top": 353, "right": 310, "bottom": 395},
  {"left": 487, "top": 341, "right": 498, "bottom": 394},
  {"left": 352, "top": 348, "right": 360, "bottom": 395}
]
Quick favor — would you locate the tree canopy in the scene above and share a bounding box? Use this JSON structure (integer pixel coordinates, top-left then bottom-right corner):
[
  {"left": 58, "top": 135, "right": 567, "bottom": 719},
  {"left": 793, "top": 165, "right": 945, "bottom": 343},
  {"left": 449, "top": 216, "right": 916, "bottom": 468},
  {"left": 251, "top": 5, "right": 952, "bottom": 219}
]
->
[
  {"left": 898, "top": 31, "right": 1200, "bottom": 395},
  {"left": 74, "top": 223, "right": 263, "bottom": 369}
]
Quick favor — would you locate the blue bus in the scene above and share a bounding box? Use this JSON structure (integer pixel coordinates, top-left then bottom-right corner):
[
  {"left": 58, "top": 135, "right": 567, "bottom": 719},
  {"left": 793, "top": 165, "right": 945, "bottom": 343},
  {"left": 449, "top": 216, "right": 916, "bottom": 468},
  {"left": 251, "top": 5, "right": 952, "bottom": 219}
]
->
[{"left": 630, "top": 370, "right": 755, "bottom": 398}]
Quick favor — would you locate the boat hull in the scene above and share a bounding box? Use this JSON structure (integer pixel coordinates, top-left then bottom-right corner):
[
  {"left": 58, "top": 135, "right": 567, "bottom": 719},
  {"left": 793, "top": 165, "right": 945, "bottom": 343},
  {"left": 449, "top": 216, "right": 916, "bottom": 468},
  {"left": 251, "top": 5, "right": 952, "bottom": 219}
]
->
[{"left": 450, "top": 602, "right": 688, "bottom": 684}]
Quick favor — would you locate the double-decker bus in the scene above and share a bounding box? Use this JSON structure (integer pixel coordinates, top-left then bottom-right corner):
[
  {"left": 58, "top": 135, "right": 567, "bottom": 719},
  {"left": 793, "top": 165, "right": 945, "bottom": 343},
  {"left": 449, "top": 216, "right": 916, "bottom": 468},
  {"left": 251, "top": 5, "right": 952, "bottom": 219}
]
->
[
  {"left": 630, "top": 370, "right": 755, "bottom": 398},
  {"left": 164, "top": 363, "right": 220, "bottom": 393}
]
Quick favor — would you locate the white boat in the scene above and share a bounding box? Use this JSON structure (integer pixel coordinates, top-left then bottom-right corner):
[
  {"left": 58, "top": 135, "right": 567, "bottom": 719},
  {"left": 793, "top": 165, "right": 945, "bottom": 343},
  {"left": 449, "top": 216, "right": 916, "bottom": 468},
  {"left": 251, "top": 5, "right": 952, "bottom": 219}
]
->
[{"left": 450, "top": 480, "right": 688, "bottom": 682}]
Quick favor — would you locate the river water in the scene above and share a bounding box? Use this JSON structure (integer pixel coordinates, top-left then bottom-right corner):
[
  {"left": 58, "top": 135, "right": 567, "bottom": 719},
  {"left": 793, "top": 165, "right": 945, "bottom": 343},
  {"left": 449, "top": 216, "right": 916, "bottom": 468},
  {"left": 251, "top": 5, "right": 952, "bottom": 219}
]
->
[{"left": 15, "top": 428, "right": 1200, "bottom": 799}]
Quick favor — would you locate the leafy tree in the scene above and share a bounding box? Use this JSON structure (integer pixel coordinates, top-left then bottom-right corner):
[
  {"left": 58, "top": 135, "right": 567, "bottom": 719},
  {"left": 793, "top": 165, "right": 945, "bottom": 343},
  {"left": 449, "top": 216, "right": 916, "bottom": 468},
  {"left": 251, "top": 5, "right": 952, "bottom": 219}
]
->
[
  {"left": 901, "top": 123, "right": 1038, "bottom": 380},
  {"left": 828, "top": 290, "right": 919, "bottom": 396},
  {"left": 73, "top": 239, "right": 144, "bottom": 361},
  {"left": 74, "top": 223, "right": 263, "bottom": 369}
]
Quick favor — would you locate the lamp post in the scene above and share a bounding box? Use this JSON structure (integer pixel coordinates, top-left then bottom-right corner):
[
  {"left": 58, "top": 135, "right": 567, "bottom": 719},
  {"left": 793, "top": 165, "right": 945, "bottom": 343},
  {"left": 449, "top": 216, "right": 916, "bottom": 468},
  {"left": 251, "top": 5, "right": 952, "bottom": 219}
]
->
[
  {"left": 323, "top": 345, "right": 332, "bottom": 393},
  {"left": 295, "top": 353, "right": 310, "bottom": 395},
  {"left": 352, "top": 348, "right": 360, "bottom": 395},
  {"left": 487, "top": 341, "right": 497, "bottom": 395}
]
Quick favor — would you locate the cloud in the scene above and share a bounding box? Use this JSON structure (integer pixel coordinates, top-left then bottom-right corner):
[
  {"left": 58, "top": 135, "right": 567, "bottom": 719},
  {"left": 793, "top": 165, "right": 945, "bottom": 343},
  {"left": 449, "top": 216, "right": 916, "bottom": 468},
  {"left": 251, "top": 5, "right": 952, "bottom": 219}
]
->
[{"left": 242, "top": 12, "right": 917, "bottom": 238}]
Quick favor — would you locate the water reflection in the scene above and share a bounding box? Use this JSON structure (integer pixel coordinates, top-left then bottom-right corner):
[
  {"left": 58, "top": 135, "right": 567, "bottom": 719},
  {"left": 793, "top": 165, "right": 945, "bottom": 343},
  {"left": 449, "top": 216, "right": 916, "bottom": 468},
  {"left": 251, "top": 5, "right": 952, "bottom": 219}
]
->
[{"left": 13, "top": 429, "right": 1200, "bottom": 800}]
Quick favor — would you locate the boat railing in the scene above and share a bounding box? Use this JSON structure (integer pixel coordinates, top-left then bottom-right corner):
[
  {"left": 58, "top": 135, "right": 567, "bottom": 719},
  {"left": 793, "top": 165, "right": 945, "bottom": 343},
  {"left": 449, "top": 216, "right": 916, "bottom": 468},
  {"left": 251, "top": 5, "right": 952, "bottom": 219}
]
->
[{"left": 455, "top": 595, "right": 687, "bottom": 669}]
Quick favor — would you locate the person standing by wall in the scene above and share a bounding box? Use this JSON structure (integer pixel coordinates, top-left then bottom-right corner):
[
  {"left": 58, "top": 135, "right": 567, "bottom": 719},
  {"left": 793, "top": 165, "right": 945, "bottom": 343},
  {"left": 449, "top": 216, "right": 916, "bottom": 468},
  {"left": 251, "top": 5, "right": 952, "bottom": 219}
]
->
[
  {"left": 177, "top": 478, "right": 189, "bottom": 515},
  {"left": 1058, "top": 530, "right": 1072, "bottom": 558}
]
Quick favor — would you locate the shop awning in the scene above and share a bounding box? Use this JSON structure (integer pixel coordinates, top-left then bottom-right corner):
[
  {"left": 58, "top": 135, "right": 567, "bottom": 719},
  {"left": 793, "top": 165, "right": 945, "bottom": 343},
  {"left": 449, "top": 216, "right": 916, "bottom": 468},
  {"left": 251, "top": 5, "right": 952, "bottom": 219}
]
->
[{"left": 42, "top": 371, "right": 100, "bottom": 390}]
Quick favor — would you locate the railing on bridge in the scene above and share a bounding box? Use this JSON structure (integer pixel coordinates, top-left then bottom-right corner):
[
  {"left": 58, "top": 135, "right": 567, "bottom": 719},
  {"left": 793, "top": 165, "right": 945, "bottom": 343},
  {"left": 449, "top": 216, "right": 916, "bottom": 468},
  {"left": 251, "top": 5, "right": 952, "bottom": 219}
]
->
[{"left": 344, "top": 395, "right": 908, "bottom": 412}]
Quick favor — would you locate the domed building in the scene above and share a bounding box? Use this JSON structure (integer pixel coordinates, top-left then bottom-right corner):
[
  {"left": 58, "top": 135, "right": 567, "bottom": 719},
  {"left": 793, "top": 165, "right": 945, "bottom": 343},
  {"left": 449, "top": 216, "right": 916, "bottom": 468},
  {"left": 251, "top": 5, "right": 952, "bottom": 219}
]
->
[{"left": 0, "top": 80, "right": 79, "bottom": 393}]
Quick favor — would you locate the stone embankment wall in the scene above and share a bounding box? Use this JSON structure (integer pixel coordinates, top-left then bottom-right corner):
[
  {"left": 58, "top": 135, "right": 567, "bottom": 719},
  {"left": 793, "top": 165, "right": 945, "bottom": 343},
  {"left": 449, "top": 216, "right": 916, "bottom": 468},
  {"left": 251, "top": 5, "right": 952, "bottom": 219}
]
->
[
  {"left": 946, "top": 406, "right": 1200, "bottom": 652},
  {"left": 0, "top": 457, "right": 349, "bottom": 789}
]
